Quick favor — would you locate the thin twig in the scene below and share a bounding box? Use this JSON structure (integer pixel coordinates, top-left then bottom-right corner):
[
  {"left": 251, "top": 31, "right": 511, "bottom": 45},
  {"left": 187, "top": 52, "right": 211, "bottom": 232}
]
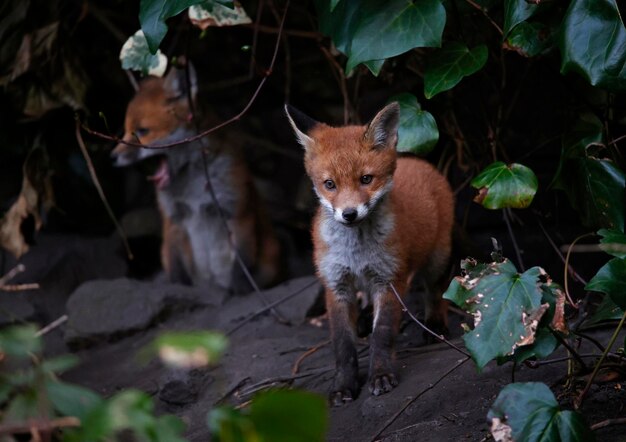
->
[
  {"left": 0, "top": 416, "right": 80, "bottom": 435},
  {"left": 213, "top": 377, "right": 250, "bottom": 406},
  {"left": 590, "top": 417, "right": 626, "bottom": 431},
  {"left": 389, "top": 283, "right": 470, "bottom": 358},
  {"left": 464, "top": 0, "right": 503, "bottom": 35},
  {"left": 0, "top": 283, "right": 40, "bottom": 292},
  {"left": 35, "top": 315, "right": 68, "bottom": 337},
  {"left": 0, "top": 264, "right": 25, "bottom": 286},
  {"left": 575, "top": 310, "right": 626, "bottom": 409},
  {"left": 292, "top": 340, "right": 330, "bottom": 374},
  {"left": 226, "top": 279, "right": 319, "bottom": 336},
  {"left": 549, "top": 327, "right": 587, "bottom": 369},
  {"left": 563, "top": 232, "right": 595, "bottom": 309},
  {"left": 75, "top": 120, "right": 133, "bottom": 260},
  {"left": 503, "top": 208, "right": 524, "bottom": 271},
  {"left": 370, "top": 357, "right": 470, "bottom": 441}
]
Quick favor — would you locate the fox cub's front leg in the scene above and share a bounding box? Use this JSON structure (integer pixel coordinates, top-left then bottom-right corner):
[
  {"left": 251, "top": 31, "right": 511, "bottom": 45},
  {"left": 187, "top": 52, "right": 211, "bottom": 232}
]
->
[
  {"left": 325, "top": 286, "right": 359, "bottom": 406},
  {"left": 368, "top": 284, "right": 403, "bottom": 396}
]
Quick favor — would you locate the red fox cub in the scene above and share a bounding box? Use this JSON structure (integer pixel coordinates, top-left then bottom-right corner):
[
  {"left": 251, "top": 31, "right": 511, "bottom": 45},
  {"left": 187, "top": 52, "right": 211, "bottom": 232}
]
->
[
  {"left": 286, "top": 103, "right": 454, "bottom": 405},
  {"left": 111, "top": 66, "right": 281, "bottom": 293}
]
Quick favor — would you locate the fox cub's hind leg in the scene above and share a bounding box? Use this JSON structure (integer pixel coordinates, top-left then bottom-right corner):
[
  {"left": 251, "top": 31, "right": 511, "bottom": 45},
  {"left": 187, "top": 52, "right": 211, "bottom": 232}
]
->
[
  {"left": 326, "top": 287, "right": 359, "bottom": 406},
  {"left": 368, "top": 282, "right": 403, "bottom": 395}
]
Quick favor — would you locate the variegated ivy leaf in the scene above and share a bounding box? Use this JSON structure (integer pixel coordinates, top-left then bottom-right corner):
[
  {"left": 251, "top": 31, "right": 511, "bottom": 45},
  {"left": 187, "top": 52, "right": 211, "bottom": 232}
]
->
[
  {"left": 189, "top": 1, "right": 251, "bottom": 30},
  {"left": 120, "top": 30, "right": 167, "bottom": 77}
]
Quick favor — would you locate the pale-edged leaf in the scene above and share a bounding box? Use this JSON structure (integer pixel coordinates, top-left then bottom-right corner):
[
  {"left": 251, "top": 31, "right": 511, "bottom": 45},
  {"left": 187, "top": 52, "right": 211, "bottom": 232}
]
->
[
  {"left": 389, "top": 93, "right": 438, "bottom": 155},
  {"left": 488, "top": 382, "right": 594, "bottom": 442},
  {"left": 346, "top": 0, "right": 445, "bottom": 72},
  {"left": 120, "top": 30, "right": 168, "bottom": 76},
  {"left": 598, "top": 228, "right": 626, "bottom": 258},
  {"left": 471, "top": 162, "right": 538, "bottom": 209},
  {"left": 503, "top": 0, "right": 539, "bottom": 36},
  {"left": 586, "top": 257, "right": 626, "bottom": 310},
  {"left": 424, "top": 42, "right": 487, "bottom": 98},
  {"left": 145, "top": 330, "right": 227, "bottom": 369},
  {"left": 444, "top": 260, "right": 551, "bottom": 369},
  {"left": 560, "top": 0, "right": 626, "bottom": 91},
  {"left": 188, "top": 2, "right": 251, "bottom": 30}
]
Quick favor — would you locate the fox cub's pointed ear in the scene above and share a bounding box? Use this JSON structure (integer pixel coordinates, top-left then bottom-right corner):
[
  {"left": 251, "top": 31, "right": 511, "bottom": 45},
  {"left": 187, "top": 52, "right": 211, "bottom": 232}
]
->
[
  {"left": 284, "top": 104, "right": 318, "bottom": 150},
  {"left": 364, "top": 102, "right": 400, "bottom": 149},
  {"left": 163, "top": 64, "right": 198, "bottom": 101}
]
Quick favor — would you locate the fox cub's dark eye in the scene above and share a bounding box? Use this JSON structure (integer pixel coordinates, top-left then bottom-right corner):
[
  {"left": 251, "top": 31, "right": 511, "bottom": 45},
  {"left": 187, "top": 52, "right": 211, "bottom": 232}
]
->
[
  {"left": 324, "top": 179, "right": 336, "bottom": 190},
  {"left": 360, "top": 175, "right": 373, "bottom": 185},
  {"left": 134, "top": 127, "right": 150, "bottom": 137}
]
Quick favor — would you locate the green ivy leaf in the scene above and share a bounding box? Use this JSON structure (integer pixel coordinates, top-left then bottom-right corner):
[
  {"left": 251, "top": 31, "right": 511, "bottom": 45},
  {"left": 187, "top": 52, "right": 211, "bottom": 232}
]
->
[
  {"left": 139, "top": 0, "right": 205, "bottom": 53},
  {"left": 389, "top": 93, "right": 438, "bottom": 155},
  {"left": 424, "top": 42, "right": 487, "bottom": 99},
  {"left": 0, "top": 325, "right": 40, "bottom": 358},
  {"left": 46, "top": 380, "right": 103, "bottom": 421},
  {"left": 585, "top": 294, "right": 623, "bottom": 326},
  {"left": 503, "top": 0, "right": 539, "bottom": 36},
  {"left": 471, "top": 162, "right": 538, "bottom": 209},
  {"left": 598, "top": 228, "right": 626, "bottom": 259},
  {"left": 249, "top": 390, "right": 328, "bottom": 442},
  {"left": 560, "top": 0, "right": 626, "bottom": 91},
  {"left": 488, "top": 383, "right": 595, "bottom": 442},
  {"left": 208, "top": 390, "right": 328, "bottom": 442},
  {"left": 554, "top": 116, "right": 625, "bottom": 231},
  {"left": 505, "top": 21, "right": 556, "bottom": 57},
  {"left": 346, "top": 0, "right": 446, "bottom": 72},
  {"left": 363, "top": 59, "right": 385, "bottom": 76},
  {"left": 444, "top": 260, "right": 551, "bottom": 369},
  {"left": 317, "top": 0, "right": 445, "bottom": 75},
  {"left": 586, "top": 257, "right": 626, "bottom": 310}
]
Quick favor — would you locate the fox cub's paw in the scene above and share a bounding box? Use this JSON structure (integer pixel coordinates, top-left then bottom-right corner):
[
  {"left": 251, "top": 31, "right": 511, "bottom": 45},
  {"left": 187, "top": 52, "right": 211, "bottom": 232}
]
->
[
  {"left": 329, "top": 378, "right": 359, "bottom": 407},
  {"left": 368, "top": 372, "right": 398, "bottom": 396}
]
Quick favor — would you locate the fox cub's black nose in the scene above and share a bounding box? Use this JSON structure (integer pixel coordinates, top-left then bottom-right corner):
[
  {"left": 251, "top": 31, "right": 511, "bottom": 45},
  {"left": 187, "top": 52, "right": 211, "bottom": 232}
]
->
[{"left": 342, "top": 208, "right": 358, "bottom": 222}]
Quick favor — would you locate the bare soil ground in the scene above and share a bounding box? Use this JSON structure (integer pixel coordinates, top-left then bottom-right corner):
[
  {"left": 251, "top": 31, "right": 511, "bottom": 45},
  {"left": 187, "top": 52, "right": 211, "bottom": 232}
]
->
[{"left": 4, "top": 233, "right": 625, "bottom": 441}]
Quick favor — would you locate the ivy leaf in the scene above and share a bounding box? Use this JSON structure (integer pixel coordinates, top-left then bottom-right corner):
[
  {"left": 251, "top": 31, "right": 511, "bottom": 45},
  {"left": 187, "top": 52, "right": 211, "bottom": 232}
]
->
[
  {"left": 444, "top": 260, "right": 550, "bottom": 369},
  {"left": 424, "top": 42, "right": 487, "bottom": 99},
  {"left": 188, "top": 2, "right": 251, "bottom": 30},
  {"left": 560, "top": 0, "right": 626, "bottom": 91},
  {"left": 598, "top": 228, "right": 626, "bottom": 259},
  {"left": 585, "top": 294, "right": 623, "bottom": 326},
  {"left": 209, "top": 390, "right": 328, "bottom": 442},
  {"left": 317, "top": 0, "right": 445, "bottom": 74},
  {"left": 488, "top": 383, "right": 595, "bottom": 442},
  {"left": 139, "top": 0, "right": 206, "bottom": 53},
  {"left": 0, "top": 325, "right": 40, "bottom": 358},
  {"left": 144, "top": 330, "right": 228, "bottom": 369},
  {"left": 505, "top": 21, "right": 556, "bottom": 58},
  {"left": 586, "top": 257, "right": 626, "bottom": 310},
  {"left": 45, "top": 380, "right": 103, "bottom": 421},
  {"left": 554, "top": 116, "right": 626, "bottom": 231},
  {"left": 389, "top": 93, "right": 439, "bottom": 155},
  {"left": 330, "top": 0, "right": 340, "bottom": 12},
  {"left": 503, "top": 0, "right": 539, "bottom": 36},
  {"left": 471, "top": 162, "right": 538, "bottom": 209},
  {"left": 119, "top": 30, "right": 168, "bottom": 76},
  {"left": 363, "top": 59, "right": 385, "bottom": 76},
  {"left": 249, "top": 390, "right": 328, "bottom": 442},
  {"left": 346, "top": 0, "right": 445, "bottom": 72}
]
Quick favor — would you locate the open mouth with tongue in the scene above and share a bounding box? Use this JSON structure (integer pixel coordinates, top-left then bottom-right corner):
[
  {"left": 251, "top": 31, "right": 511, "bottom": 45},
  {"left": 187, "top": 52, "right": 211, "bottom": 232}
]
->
[{"left": 148, "top": 157, "right": 170, "bottom": 190}]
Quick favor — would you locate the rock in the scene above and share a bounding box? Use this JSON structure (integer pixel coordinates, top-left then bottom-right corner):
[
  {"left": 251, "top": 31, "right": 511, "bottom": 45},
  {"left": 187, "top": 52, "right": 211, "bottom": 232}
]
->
[
  {"left": 64, "top": 278, "right": 225, "bottom": 346},
  {"left": 158, "top": 368, "right": 212, "bottom": 406}
]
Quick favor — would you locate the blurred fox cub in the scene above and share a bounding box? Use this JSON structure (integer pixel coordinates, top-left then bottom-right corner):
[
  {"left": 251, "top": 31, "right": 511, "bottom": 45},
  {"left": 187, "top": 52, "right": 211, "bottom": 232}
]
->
[
  {"left": 285, "top": 103, "right": 454, "bottom": 405},
  {"left": 111, "top": 66, "right": 281, "bottom": 293}
]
